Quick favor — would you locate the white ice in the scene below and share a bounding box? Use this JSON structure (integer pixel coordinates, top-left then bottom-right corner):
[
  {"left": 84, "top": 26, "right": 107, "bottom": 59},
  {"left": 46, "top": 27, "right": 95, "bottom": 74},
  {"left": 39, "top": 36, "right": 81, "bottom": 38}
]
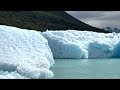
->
[
  {"left": 0, "top": 25, "right": 54, "bottom": 79},
  {"left": 42, "top": 30, "right": 120, "bottom": 59},
  {"left": 1, "top": 24, "right": 120, "bottom": 79}
]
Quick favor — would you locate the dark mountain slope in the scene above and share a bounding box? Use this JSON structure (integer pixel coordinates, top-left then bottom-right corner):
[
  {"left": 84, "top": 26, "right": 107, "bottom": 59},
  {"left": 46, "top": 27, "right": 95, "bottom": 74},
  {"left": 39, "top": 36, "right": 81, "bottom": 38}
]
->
[{"left": 0, "top": 11, "right": 108, "bottom": 33}]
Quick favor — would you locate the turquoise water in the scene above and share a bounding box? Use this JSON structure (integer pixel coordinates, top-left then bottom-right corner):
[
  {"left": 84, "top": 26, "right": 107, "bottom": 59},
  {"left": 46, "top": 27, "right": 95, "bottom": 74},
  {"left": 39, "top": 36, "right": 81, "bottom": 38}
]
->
[{"left": 51, "top": 59, "right": 120, "bottom": 79}]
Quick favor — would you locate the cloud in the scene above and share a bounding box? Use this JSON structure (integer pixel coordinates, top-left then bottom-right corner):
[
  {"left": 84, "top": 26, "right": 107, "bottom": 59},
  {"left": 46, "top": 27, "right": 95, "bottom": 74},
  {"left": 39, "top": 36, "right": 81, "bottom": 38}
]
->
[{"left": 66, "top": 11, "right": 120, "bottom": 28}]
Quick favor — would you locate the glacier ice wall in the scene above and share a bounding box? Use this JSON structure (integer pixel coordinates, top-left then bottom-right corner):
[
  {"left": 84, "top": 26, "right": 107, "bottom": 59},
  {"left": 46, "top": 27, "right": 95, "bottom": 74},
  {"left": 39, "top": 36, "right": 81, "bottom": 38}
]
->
[
  {"left": 112, "top": 42, "right": 120, "bottom": 58},
  {"left": 42, "top": 30, "right": 120, "bottom": 59},
  {"left": 0, "top": 25, "right": 54, "bottom": 79},
  {"left": 42, "top": 31, "right": 88, "bottom": 59}
]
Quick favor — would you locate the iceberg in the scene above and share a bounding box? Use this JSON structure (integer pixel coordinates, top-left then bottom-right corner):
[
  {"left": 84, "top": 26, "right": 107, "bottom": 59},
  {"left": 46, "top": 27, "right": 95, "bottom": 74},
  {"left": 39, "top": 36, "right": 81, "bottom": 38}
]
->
[
  {"left": 0, "top": 25, "right": 54, "bottom": 79},
  {"left": 42, "top": 30, "right": 120, "bottom": 59}
]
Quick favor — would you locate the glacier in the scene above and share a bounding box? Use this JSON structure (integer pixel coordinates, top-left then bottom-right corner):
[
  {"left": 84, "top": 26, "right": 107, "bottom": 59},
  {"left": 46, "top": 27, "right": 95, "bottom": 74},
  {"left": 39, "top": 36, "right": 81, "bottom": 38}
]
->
[
  {"left": 0, "top": 25, "right": 54, "bottom": 79},
  {"left": 1, "top": 25, "right": 120, "bottom": 79},
  {"left": 42, "top": 30, "right": 120, "bottom": 59}
]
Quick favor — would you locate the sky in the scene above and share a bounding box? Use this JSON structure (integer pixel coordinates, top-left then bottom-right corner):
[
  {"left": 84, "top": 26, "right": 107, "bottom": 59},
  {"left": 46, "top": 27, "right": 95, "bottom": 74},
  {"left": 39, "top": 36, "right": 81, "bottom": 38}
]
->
[{"left": 66, "top": 11, "right": 120, "bottom": 29}]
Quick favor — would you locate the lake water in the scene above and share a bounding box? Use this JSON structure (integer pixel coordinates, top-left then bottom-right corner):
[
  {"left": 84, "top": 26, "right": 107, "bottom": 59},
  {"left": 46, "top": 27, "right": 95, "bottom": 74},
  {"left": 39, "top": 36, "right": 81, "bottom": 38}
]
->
[{"left": 51, "top": 59, "right": 120, "bottom": 79}]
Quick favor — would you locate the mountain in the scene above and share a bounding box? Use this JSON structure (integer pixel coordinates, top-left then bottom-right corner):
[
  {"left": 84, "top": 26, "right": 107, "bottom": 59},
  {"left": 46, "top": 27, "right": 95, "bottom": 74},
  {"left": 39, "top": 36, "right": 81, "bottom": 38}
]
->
[
  {"left": 103, "top": 27, "right": 120, "bottom": 33},
  {"left": 0, "top": 11, "right": 108, "bottom": 33}
]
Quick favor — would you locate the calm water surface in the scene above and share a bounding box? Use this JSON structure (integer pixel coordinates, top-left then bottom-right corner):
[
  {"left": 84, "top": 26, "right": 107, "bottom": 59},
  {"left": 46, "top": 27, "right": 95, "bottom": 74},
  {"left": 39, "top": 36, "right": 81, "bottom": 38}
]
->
[{"left": 51, "top": 59, "right": 120, "bottom": 79}]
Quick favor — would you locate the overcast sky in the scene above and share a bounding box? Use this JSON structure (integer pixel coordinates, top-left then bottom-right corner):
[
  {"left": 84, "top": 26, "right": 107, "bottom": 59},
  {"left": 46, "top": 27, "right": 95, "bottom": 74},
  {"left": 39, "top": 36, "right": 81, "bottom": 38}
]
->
[{"left": 66, "top": 11, "right": 120, "bottom": 29}]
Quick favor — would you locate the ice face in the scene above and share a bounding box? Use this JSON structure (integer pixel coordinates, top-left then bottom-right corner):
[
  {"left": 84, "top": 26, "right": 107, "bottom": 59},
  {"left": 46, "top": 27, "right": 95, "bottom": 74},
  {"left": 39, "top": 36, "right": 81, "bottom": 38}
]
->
[
  {"left": 112, "top": 42, "right": 120, "bottom": 58},
  {"left": 0, "top": 25, "right": 54, "bottom": 79},
  {"left": 42, "top": 30, "right": 120, "bottom": 59},
  {"left": 42, "top": 31, "right": 85, "bottom": 59},
  {"left": 88, "top": 41, "right": 113, "bottom": 58}
]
